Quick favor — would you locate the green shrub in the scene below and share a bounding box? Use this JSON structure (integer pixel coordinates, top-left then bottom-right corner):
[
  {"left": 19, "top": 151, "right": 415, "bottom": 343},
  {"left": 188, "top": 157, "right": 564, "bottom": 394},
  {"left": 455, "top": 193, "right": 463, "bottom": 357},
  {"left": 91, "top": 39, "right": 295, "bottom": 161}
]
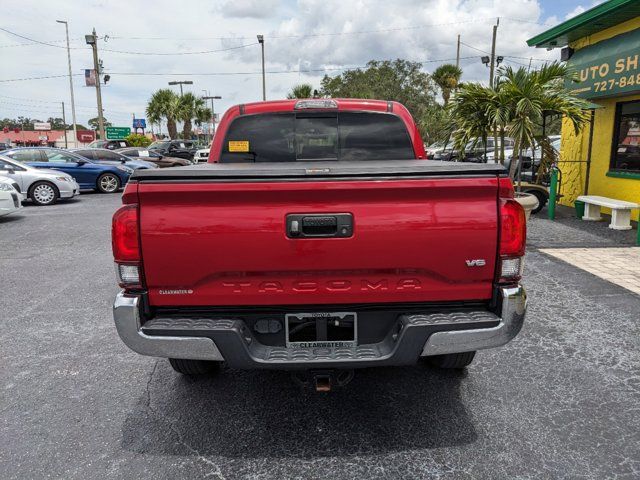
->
[{"left": 125, "top": 133, "right": 152, "bottom": 147}]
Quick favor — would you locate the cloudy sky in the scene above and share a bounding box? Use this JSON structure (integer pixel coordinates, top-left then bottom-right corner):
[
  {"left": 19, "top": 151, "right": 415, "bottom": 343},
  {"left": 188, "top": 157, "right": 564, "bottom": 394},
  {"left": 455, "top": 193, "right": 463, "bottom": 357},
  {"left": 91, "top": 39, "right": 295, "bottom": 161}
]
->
[{"left": 0, "top": 0, "right": 602, "bottom": 132}]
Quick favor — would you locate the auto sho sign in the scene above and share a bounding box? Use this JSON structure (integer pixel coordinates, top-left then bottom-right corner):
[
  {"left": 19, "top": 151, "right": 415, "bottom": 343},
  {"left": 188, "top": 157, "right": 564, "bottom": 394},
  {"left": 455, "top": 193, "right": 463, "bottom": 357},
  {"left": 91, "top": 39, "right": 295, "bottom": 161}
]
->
[{"left": 566, "top": 28, "right": 640, "bottom": 99}]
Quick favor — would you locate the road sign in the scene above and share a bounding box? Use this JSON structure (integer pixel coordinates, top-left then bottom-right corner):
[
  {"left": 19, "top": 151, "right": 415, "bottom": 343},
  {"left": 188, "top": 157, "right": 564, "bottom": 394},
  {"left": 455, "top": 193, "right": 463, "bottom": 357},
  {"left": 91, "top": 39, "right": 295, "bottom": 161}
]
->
[{"left": 106, "top": 127, "right": 131, "bottom": 139}]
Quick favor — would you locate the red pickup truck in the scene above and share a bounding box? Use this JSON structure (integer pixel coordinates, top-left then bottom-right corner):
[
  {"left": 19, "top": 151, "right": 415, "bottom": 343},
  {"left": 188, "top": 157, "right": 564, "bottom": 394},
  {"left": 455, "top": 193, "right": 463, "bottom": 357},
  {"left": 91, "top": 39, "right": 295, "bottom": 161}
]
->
[{"left": 112, "top": 99, "right": 526, "bottom": 390}]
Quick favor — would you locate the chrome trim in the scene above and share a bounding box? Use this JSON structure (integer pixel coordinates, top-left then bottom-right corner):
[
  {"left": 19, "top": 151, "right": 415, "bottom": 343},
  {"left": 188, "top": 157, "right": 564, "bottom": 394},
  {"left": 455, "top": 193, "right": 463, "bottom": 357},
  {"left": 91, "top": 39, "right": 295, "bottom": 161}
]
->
[
  {"left": 420, "top": 285, "right": 526, "bottom": 356},
  {"left": 113, "top": 292, "right": 224, "bottom": 361}
]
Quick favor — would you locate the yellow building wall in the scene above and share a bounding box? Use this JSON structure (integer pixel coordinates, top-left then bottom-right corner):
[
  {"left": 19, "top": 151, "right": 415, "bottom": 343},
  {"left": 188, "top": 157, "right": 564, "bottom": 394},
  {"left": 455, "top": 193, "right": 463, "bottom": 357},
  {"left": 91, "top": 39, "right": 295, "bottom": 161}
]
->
[{"left": 559, "top": 16, "right": 640, "bottom": 221}]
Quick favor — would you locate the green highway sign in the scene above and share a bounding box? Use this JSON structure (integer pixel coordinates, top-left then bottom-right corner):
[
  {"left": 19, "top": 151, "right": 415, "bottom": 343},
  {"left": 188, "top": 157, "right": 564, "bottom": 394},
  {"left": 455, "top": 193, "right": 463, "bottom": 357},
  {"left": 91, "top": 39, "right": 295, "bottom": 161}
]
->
[{"left": 106, "top": 127, "right": 131, "bottom": 139}]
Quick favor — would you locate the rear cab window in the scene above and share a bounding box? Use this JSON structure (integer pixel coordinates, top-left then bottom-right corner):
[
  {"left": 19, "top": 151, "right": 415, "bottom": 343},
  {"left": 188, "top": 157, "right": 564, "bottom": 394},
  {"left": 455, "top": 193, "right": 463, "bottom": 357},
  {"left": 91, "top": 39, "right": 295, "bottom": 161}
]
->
[{"left": 219, "top": 111, "right": 414, "bottom": 163}]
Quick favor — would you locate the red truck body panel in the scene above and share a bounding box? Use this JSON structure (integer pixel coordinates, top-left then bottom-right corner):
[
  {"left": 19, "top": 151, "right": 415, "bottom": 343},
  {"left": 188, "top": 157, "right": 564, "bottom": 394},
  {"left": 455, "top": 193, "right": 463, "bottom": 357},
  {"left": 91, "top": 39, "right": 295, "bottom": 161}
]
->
[
  {"left": 209, "top": 99, "right": 426, "bottom": 162},
  {"left": 135, "top": 177, "right": 499, "bottom": 307}
]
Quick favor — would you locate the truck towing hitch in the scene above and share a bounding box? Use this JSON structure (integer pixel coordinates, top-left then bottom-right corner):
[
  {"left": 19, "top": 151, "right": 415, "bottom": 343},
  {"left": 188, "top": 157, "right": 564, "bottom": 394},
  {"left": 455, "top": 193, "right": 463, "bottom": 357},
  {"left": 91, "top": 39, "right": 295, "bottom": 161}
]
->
[{"left": 291, "top": 369, "right": 355, "bottom": 392}]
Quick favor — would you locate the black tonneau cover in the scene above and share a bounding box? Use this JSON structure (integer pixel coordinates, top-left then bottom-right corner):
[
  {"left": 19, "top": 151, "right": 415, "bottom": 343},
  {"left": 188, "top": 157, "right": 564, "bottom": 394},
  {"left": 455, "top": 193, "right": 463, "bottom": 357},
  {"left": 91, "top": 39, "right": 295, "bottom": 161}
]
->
[{"left": 132, "top": 160, "right": 506, "bottom": 181}]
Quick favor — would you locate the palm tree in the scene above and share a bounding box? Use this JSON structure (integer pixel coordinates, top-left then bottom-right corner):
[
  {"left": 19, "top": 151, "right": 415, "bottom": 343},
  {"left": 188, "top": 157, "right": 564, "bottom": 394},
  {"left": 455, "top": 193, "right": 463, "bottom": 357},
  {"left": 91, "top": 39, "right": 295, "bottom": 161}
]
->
[
  {"left": 449, "top": 62, "right": 591, "bottom": 180},
  {"left": 286, "top": 84, "right": 314, "bottom": 99},
  {"left": 498, "top": 62, "right": 591, "bottom": 178},
  {"left": 177, "top": 93, "right": 211, "bottom": 139},
  {"left": 432, "top": 64, "right": 462, "bottom": 106},
  {"left": 146, "top": 89, "right": 179, "bottom": 139}
]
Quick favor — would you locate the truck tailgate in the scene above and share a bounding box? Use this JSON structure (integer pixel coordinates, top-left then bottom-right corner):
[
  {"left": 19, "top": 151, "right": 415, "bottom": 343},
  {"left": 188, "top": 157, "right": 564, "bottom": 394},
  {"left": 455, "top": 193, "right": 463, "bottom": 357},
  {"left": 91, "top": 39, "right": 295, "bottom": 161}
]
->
[{"left": 134, "top": 161, "right": 502, "bottom": 307}]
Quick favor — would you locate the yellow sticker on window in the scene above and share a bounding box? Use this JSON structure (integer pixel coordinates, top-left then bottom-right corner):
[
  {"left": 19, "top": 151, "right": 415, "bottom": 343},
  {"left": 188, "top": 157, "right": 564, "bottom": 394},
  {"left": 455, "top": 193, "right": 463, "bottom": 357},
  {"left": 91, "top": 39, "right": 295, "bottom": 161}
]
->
[{"left": 228, "top": 140, "right": 249, "bottom": 152}]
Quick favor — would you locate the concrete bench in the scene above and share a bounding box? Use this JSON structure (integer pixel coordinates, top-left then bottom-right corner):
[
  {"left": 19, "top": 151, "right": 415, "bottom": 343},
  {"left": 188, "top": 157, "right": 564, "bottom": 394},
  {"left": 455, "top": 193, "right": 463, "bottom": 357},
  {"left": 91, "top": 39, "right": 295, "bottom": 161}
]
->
[{"left": 577, "top": 195, "right": 639, "bottom": 230}]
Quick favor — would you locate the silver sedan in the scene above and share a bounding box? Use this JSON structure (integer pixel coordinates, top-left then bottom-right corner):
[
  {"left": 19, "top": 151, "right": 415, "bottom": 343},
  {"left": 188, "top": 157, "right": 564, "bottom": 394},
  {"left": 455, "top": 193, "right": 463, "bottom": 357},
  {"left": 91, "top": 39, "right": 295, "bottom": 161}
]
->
[{"left": 0, "top": 154, "right": 80, "bottom": 206}]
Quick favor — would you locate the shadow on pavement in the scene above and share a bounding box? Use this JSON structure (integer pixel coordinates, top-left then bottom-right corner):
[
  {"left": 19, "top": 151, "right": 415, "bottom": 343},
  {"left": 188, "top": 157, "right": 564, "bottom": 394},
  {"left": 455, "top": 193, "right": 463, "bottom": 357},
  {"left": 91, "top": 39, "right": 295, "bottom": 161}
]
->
[{"left": 121, "top": 364, "right": 477, "bottom": 459}]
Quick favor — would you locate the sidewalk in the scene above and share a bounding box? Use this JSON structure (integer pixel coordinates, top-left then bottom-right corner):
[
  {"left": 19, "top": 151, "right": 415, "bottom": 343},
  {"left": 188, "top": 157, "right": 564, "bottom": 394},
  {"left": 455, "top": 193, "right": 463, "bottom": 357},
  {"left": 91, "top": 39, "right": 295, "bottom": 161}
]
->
[{"left": 528, "top": 205, "right": 640, "bottom": 295}]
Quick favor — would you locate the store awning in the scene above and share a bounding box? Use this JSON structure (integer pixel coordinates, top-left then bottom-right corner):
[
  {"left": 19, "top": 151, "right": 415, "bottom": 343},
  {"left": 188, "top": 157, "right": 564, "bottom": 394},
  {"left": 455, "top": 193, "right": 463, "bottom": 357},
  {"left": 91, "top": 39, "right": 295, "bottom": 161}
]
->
[{"left": 564, "top": 27, "right": 640, "bottom": 99}]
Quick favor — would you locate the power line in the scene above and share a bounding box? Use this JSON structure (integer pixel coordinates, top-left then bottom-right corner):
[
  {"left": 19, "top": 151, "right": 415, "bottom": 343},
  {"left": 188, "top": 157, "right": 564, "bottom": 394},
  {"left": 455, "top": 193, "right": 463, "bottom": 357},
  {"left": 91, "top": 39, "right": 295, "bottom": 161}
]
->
[
  {"left": 100, "top": 41, "right": 259, "bottom": 56},
  {"left": 0, "top": 27, "right": 87, "bottom": 50},
  {"left": 0, "top": 56, "right": 477, "bottom": 83},
  {"left": 0, "top": 74, "right": 83, "bottom": 83}
]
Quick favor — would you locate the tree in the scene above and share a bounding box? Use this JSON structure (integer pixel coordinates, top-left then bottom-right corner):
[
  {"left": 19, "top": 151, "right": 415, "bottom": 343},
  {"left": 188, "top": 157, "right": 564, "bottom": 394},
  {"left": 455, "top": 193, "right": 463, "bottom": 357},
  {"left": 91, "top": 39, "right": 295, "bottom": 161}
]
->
[
  {"left": 47, "top": 117, "right": 67, "bottom": 130},
  {"left": 431, "top": 64, "right": 462, "bottom": 106},
  {"left": 124, "top": 133, "right": 152, "bottom": 147},
  {"left": 320, "top": 59, "right": 438, "bottom": 128},
  {"left": 286, "top": 84, "right": 314, "bottom": 99},
  {"left": 88, "top": 117, "right": 112, "bottom": 130},
  {"left": 176, "top": 93, "right": 211, "bottom": 139},
  {"left": 146, "top": 89, "right": 180, "bottom": 139},
  {"left": 448, "top": 62, "right": 591, "bottom": 181}
]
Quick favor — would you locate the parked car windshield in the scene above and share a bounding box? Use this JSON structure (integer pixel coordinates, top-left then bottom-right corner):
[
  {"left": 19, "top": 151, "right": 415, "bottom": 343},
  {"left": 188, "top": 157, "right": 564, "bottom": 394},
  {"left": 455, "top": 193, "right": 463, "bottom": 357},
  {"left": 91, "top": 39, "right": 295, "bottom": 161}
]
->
[
  {"left": 220, "top": 112, "right": 414, "bottom": 162},
  {"left": 149, "top": 141, "right": 170, "bottom": 150}
]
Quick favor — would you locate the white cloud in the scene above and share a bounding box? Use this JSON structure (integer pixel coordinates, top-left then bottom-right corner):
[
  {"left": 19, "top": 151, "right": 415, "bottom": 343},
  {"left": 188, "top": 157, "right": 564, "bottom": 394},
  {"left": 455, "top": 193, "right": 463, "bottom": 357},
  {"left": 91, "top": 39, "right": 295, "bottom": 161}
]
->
[
  {"left": 219, "top": 0, "right": 281, "bottom": 19},
  {"left": 0, "top": 0, "right": 560, "bottom": 132},
  {"left": 565, "top": 5, "right": 586, "bottom": 19}
]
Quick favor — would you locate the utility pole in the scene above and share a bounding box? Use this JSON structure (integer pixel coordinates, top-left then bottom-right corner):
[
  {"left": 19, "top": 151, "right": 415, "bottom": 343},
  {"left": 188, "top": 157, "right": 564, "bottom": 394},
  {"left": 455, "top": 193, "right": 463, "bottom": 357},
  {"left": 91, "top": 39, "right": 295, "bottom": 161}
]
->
[
  {"left": 489, "top": 18, "right": 499, "bottom": 87},
  {"left": 257, "top": 35, "right": 266, "bottom": 101},
  {"left": 489, "top": 18, "right": 499, "bottom": 163},
  {"left": 456, "top": 34, "right": 461, "bottom": 68},
  {"left": 168, "top": 80, "right": 193, "bottom": 96},
  {"left": 56, "top": 20, "right": 77, "bottom": 148},
  {"left": 61, "top": 102, "right": 68, "bottom": 148},
  {"left": 85, "top": 29, "right": 105, "bottom": 140}
]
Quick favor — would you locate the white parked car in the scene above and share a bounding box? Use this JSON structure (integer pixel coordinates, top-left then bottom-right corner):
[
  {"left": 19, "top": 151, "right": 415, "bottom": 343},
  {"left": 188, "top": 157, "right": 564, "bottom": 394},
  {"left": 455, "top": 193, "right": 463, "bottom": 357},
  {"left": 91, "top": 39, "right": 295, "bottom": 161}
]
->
[
  {"left": 193, "top": 146, "right": 210, "bottom": 163},
  {"left": 0, "top": 175, "right": 23, "bottom": 217},
  {"left": 0, "top": 154, "right": 80, "bottom": 206}
]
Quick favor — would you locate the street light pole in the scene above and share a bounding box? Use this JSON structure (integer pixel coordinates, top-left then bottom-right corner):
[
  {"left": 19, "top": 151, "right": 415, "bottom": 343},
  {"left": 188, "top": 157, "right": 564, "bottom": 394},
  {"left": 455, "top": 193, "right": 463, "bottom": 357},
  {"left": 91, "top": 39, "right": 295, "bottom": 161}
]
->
[
  {"left": 202, "top": 94, "right": 222, "bottom": 139},
  {"left": 56, "top": 20, "right": 77, "bottom": 147},
  {"left": 168, "top": 80, "right": 193, "bottom": 97},
  {"left": 257, "top": 35, "right": 265, "bottom": 101},
  {"left": 85, "top": 29, "right": 105, "bottom": 140},
  {"left": 61, "top": 102, "right": 68, "bottom": 148}
]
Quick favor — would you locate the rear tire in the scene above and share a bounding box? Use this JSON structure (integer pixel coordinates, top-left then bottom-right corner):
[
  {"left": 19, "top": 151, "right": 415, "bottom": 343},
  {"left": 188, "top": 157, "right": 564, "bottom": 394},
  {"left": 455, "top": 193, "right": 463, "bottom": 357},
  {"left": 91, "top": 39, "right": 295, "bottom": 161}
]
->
[
  {"left": 29, "top": 181, "right": 59, "bottom": 206},
  {"left": 426, "top": 351, "right": 476, "bottom": 369},
  {"left": 528, "top": 190, "right": 547, "bottom": 214},
  {"left": 168, "top": 358, "right": 221, "bottom": 375}
]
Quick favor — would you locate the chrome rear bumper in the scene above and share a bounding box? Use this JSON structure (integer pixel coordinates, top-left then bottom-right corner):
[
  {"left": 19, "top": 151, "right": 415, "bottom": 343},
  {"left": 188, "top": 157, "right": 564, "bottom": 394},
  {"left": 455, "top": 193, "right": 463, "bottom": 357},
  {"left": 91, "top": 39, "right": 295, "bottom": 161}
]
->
[
  {"left": 113, "top": 285, "right": 526, "bottom": 366},
  {"left": 420, "top": 286, "right": 526, "bottom": 356}
]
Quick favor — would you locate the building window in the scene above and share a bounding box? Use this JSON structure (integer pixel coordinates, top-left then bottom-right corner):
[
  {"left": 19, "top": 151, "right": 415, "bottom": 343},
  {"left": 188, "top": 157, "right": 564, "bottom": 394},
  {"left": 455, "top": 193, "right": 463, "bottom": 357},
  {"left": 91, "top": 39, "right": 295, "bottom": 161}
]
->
[{"left": 610, "top": 100, "right": 640, "bottom": 173}]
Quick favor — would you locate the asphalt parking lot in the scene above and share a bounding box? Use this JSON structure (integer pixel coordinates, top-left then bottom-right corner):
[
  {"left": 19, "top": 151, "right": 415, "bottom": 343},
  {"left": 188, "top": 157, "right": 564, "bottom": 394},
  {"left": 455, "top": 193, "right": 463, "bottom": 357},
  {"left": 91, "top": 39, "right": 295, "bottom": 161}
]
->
[{"left": 1, "top": 194, "right": 639, "bottom": 479}]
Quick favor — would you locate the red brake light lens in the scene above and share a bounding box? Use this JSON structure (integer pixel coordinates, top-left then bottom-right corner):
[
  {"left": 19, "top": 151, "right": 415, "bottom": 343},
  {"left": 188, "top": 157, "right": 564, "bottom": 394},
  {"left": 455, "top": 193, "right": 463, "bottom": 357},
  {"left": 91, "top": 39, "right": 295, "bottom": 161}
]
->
[
  {"left": 112, "top": 204, "right": 139, "bottom": 262},
  {"left": 500, "top": 199, "right": 526, "bottom": 257}
]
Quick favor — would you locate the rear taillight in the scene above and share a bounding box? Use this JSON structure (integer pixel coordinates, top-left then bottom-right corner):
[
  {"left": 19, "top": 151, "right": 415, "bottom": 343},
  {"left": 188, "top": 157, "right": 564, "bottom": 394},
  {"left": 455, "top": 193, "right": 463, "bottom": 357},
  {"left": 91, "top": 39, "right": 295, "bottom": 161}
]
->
[
  {"left": 498, "top": 187, "right": 526, "bottom": 282},
  {"left": 112, "top": 204, "right": 143, "bottom": 288}
]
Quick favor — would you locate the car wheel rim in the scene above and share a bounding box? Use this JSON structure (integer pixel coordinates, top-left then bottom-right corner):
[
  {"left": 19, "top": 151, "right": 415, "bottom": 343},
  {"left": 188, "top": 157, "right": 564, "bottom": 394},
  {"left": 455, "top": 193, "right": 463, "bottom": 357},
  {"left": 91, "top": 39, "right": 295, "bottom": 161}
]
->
[
  {"left": 33, "top": 184, "right": 55, "bottom": 204},
  {"left": 100, "top": 175, "right": 118, "bottom": 192}
]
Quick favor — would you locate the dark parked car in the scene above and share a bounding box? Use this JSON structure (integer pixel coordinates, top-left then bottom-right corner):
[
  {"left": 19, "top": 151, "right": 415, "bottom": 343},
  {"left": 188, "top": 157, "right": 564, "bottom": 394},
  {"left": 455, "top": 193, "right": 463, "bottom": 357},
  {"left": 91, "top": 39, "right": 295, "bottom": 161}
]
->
[
  {"left": 148, "top": 139, "right": 197, "bottom": 162},
  {"left": 3, "top": 147, "right": 132, "bottom": 193},
  {"left": 87, "top": 139, "right": 130, "bottom": 150},
  {"left": 71, "top": 148, "right": 158, "bottom": 170},
  {"left": 116, "top": 147, "right": 191, "bottom": 168}
]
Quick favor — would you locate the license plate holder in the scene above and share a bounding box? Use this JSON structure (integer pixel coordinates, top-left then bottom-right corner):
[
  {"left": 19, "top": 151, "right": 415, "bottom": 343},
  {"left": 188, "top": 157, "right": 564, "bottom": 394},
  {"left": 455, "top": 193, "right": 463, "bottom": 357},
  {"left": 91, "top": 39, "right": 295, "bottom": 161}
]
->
[{"left": 285, "top": 312, "right": 357, "bottom": 349}]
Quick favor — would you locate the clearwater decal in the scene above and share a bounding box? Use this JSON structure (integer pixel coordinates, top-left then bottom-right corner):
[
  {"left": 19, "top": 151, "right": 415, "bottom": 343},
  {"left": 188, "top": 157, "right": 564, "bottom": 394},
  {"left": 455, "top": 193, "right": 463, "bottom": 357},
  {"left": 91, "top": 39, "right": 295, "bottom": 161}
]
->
[{"left": 158, "top": 289, "right": 194, "bottom": 295}]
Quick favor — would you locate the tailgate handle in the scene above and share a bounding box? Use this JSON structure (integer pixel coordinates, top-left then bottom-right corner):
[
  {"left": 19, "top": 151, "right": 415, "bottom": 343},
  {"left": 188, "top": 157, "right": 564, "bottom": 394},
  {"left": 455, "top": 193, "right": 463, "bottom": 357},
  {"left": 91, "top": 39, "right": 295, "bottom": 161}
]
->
[{"left": 287, "top": 213, "right": 353, "bottom": 238}]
